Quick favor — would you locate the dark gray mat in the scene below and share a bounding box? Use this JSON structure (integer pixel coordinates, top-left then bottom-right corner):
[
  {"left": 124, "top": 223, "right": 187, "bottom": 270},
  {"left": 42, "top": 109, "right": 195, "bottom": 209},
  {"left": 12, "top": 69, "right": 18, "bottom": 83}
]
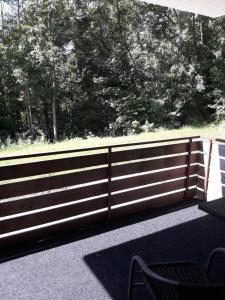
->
[{"left": 1, "top": 203, "right": 225, "bottom": 300}]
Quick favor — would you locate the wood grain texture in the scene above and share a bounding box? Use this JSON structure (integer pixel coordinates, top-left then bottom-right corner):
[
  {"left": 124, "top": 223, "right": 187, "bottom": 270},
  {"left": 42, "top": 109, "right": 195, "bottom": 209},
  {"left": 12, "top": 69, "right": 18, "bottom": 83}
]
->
[
  {"left": 112, "top": 165, "right": 198, "bottom": 192},
  {"left": 0, "top": 211, "right": 107, "bottom": 248},
  {"left": 0, "top": 167, "right": 108, "bottom": 200},
  {"left": 197, "top": 177, "right": 205, "bottom": 190},
  {"left": 0, "top": 197, "right": 108, "bottom": 234},
  {"left": 0, "top": 139, "right": 203, "bottom": 248},
  {"left": 112, "top": 141, "right": 201, "bottom": 163},
  {"left": 198, "top": 165, "right": 205, "bottom": 177},
  {"left": 111, "top": 189, "right": 196, "bottom": 219},
  {"left": 0, "top": 153, "right": 108, "bottom": 181},
  {"left": 112, "top": 153, "right": 200, "bottom": 177},
  {"left": 111, "top": 177, "right": 198, "bottom": 206},
  {"left": 0, "top": 182, "right": 108, "bottom": 216}
]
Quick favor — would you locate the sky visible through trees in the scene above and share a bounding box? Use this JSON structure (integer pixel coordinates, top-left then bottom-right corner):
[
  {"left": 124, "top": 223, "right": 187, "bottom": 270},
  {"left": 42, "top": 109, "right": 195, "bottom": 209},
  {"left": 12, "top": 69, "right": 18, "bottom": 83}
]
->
[{"left": 0, "top": 0, "right": 225, "bottom": 143}]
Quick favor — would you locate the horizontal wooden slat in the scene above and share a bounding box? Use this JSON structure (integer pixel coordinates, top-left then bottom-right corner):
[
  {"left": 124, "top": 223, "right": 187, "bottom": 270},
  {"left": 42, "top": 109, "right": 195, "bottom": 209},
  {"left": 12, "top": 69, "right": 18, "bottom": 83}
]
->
[
  {"left": 0, "top": 167, "right": 199, "bottom": 217},
  {"left": 0, "top": 154, "right": 202, "bottom": 200},
  {"left": 0, "top": 153, "right": 108, "bottom": 181},
  {"left": 197, "top": 177, "right": 205, "bottom": 190},
  {"left": 0, "top": 138, "right": 204, "bottom": 249},
  {"left": 217, "top": 138, "right": 225, "bottom": 144},
  {"left": 0, "top": 167, "right": 108, "bottom": 200},
  {"left": 111, "top": 177, "right": 198, "bottom": 206},
  {"left": 198, "top": 165, "right": 205, "bottom": 177},
  {"left": 112, "top": 141, "right": 201, "bottom": 163},
  {"left": 0, "top": 182, "right": 108, "bottom": 217},
  {"left": 0, "top": 211, "right": 107, "bottom": 248},
  {"left": 111, "top": 189, "right": 196, "bottom": 219},
  {"left": 0, "top": 148, "right": 108, "bottom": 162},
  {"left": 0, "top": 197, "right": 108, "bottom": 234},
  {"left": 112, "top": 165, "right": 199, "bottom": 192},
  {"left": 112, "top": 153, "right": 200, "bottom": 178},
  {"left": 198, "top": 153, "right": 205, "bottom": 164}
]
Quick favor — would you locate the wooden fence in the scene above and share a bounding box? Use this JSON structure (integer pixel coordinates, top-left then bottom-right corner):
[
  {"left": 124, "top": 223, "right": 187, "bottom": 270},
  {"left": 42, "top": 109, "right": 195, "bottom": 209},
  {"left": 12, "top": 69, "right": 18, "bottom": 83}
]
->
[{"left": 0, "top": 136, "right": 205, "bottom": 247}]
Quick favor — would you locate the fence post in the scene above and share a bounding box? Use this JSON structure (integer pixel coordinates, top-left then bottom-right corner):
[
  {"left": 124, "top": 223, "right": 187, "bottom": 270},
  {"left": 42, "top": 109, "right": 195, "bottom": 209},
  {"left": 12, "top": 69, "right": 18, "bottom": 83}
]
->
[
  {"left": 204, "top": 138, "right": 213, "bottom": 201},
  {"left": 107, "top": 146, "right": 112, "bottom": 221},
  {"left": 184, "top": 137, "right": 192, "bottom": 200}
]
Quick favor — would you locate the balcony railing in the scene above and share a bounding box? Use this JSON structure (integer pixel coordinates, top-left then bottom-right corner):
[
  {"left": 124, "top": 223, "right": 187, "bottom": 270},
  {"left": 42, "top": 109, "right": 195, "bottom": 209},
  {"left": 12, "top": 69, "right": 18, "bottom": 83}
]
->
[{"left": 0, "top": 136, "right": 206, "bottom": 247}]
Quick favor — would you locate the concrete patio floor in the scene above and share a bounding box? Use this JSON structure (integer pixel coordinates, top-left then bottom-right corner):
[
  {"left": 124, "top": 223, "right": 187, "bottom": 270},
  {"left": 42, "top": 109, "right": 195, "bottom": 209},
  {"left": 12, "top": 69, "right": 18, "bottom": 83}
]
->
[{"left": 1, "top": 201, "right": 225, "bottom": 300}]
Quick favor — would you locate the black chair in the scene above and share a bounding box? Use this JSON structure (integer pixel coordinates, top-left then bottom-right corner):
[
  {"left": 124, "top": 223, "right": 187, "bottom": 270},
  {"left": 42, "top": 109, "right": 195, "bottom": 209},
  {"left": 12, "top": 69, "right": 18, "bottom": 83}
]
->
[{"left": 128, "top": 248, "right": 225, "bottom": 300}]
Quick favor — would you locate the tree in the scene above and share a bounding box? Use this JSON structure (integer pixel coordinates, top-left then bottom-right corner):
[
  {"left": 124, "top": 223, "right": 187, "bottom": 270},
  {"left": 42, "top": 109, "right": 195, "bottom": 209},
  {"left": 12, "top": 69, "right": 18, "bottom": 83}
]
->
[{"left": 0, "top": 0, "right": 224, "bottom": 143}]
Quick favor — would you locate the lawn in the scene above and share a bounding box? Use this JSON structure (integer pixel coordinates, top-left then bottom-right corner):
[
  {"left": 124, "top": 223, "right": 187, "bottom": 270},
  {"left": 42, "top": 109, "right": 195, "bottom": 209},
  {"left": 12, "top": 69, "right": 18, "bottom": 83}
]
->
[{"left": 0, "top": 125, "right": 224, "bottom": 157}]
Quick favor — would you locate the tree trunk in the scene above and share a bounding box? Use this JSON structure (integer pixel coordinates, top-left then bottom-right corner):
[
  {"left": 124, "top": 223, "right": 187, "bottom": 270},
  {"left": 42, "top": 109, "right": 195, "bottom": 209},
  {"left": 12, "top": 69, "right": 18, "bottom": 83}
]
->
[
  {"left": 17, "top": 0, "right": 21, "bottom": 32},
  {"left": 25, "top": 82, "right": 33, "bottom": 139},
  {"left": 192, "top": 14, "right": 199, "bottom": 63},
  {"left": 200, "top": 21, "right": 204, "bottom": 44},
  {"left": 52, "top": 62, "right": 57, "bottom": 142},
  {"left": 0, "top": 0, "right": 4, "bottom": 38}
]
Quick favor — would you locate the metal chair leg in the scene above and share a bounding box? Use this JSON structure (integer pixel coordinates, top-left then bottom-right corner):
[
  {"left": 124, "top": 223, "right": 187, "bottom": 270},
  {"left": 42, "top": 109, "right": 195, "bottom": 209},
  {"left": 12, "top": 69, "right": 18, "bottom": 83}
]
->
[{"left": 128, "top": 258, "right": 137, "bottom": 300}]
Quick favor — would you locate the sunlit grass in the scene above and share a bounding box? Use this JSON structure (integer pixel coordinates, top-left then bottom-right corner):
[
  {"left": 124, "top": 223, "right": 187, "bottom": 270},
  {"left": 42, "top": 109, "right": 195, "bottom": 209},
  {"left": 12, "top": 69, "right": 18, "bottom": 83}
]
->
[{"left": 0, "top": 124, "right": 223, "bottom": 157}]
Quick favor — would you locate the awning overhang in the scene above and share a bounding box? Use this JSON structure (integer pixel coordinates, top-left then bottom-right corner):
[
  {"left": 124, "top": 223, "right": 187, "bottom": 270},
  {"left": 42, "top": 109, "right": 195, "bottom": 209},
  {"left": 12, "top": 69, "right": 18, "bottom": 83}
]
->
[{"left": 139, "top": 0, "right": 225, "bottom": 18}]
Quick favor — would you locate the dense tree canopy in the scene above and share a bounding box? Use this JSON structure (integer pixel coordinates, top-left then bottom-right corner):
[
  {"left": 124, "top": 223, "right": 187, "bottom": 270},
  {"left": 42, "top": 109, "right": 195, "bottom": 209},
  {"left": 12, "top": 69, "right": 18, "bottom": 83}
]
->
[{"left": 0, "top": 0, "right": 225, "bottom": 142}]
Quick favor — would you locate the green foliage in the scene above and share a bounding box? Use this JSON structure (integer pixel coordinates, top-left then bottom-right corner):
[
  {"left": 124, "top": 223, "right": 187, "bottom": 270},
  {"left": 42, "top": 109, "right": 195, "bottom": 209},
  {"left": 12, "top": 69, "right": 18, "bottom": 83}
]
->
[{"left": 0, "top": 0, "right": 225, "bottom": 142}]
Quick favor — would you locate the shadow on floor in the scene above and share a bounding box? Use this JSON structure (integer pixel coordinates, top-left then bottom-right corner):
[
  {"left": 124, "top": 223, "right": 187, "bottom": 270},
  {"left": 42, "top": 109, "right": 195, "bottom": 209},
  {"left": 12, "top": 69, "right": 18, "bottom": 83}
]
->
[
  {"left": 0, "top": 199, "right": 201, "bottom": 263},
  {"left": 84, "top": 214, "right": 225, "bottom": 300}
]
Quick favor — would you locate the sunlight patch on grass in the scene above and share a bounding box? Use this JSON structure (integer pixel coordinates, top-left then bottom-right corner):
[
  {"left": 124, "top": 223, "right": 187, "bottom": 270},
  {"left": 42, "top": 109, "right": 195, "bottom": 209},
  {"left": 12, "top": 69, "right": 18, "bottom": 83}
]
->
[{"left": 0, "top": 125, "right": 223, "bottom": 157}]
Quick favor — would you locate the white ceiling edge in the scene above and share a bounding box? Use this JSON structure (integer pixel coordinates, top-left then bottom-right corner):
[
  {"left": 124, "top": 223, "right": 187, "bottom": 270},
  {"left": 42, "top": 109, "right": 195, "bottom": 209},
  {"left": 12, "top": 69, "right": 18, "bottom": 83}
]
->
[{"left": 139, "top": 0, "right": 225, "bottom": 18}]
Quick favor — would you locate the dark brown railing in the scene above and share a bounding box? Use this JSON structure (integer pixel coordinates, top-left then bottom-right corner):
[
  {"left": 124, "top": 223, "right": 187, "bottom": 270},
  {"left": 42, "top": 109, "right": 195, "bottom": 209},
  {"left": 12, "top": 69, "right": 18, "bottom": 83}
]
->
[{"left": 0, "top": 136, "right": 204, "bottom": 247}]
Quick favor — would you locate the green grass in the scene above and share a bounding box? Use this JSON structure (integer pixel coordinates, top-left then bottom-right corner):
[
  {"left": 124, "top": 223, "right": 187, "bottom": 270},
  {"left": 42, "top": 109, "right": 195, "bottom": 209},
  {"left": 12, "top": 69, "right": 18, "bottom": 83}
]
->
[
  {"left": 1, "top": 124, "right": 224, "bottom": 157},
  {"left": 0, "top": 124, "right": 224, "bottom": 184}
]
